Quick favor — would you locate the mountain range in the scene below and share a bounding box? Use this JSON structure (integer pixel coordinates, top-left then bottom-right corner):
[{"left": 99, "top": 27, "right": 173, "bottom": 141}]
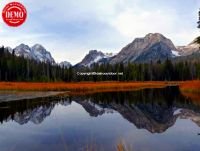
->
[
  {"left": 75, "top": 33, "right": 199, "bottom": 66},
  {"left": 5, "top": 33, "right": 200, "bottom": 68},
  {"left": 6, "top": 44, "right": 72, "bottom": 68}
]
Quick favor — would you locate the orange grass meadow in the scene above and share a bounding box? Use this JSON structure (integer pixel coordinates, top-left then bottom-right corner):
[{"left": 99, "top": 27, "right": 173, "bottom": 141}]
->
[
  {"left": 179, "top": 80, "right": 200, "bottom": 93},
  {"left": 179, "top": 80, "right": 200, "bottom": 103},
  {"left": 0, "top": 81, "right": 178, "bottom": 92}
]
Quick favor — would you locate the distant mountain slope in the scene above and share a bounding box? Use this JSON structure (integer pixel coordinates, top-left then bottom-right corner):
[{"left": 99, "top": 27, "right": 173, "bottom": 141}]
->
[
  {"left": 172, "top": 51, "right": 200, "bottom": 63},
  {"left": 177, "top": 38, "right": 200, "bottom": 56},
  {"left": 59, "top": 61, "right": 72, "bottom": 69}
]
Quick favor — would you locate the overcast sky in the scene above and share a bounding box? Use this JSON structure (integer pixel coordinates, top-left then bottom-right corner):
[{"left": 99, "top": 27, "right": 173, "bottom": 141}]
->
[{"left": 0, "top": 0, "right": 199, "bottom": 64}]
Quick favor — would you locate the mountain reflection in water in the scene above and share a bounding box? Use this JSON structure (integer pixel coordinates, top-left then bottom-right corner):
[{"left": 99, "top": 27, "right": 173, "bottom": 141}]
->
[{"left": 0, "top": 86, "right": 200, "bottom": 134}]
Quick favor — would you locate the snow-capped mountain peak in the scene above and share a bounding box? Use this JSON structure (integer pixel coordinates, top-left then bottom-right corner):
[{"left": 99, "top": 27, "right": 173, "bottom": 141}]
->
[
  {"left": 75, "top": 50, "right": 117, "bottom": 68},
  {"left": 78, "top": 50, "right": 105, "bottom": 67},
  {"left": 31, "top": 44, "right": 55, "bottom": 63},
  {"left": 12, "top": 44, "right": 55, "bottom": 64},
  {"left": 14, "top": 44, "right": 32, "bottom": 58}
]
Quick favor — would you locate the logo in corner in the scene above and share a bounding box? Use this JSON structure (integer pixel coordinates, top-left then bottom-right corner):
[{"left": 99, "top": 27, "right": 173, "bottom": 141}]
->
[{"left": 2, "top": 2, "right": 27, "bottom": 27}]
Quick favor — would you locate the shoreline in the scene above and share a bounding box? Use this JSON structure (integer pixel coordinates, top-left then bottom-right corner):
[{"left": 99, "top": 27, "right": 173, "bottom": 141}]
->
[
  {"left": 0, "top": 81, "right": 199, "bottom": 102},
  {"left": 0, "top": 91, "right": 67, "bottom": 103}
]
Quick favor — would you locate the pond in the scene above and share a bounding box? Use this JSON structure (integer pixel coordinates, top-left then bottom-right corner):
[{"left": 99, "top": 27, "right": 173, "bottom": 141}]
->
[{"left": 0, "top": 86, "right": 200, "bottom": 151}]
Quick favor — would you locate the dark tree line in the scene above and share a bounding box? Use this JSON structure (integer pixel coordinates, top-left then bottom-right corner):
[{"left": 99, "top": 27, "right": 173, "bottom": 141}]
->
[
  {"left": 77, "top": 59, "right": 200, "bottom": 81},
  {"left": 0, "top": 47, "right": 200, "bottom": 82},
  {"left": 0, "top": 47, "right": 73, "bottom": 82}
]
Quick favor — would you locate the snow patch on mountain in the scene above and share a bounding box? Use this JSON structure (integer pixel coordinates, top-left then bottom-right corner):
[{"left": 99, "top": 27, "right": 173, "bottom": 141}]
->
[
  {"left": 171, "top": 50, "right": 180, "bottom": 57},
  {"left": 86, "top": 55, "right": 104, "bottom": 67}
]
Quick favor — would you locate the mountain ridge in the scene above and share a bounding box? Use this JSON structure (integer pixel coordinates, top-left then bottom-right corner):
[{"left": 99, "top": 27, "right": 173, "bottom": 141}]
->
[{"left": 6, "top": 44, "right": 72, "bottom": 67}]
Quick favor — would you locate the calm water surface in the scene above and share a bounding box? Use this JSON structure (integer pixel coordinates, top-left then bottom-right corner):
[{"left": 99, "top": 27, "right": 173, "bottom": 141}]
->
[{"left": 0, "top": 86, "right": 200, "bottom": 151}]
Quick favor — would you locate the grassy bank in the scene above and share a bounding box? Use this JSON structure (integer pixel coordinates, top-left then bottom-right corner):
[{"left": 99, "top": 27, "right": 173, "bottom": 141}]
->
[
  {"left": 179, "top": 80, "right": 200, "bottom": 103},
  {"left": 0, "top": 81, "right": 199, "bottom": 98},
  {"left": 179, "top": 80, "right": 200, "bottom": 93},
  {"left": 0, "top": 81, "right": 178, "bottom": 92}
]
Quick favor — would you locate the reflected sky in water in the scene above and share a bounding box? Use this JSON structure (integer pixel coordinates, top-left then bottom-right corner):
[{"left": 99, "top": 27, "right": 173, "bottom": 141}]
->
[{"left": 0, "top": 86, "right": 200, "bottom": 151}]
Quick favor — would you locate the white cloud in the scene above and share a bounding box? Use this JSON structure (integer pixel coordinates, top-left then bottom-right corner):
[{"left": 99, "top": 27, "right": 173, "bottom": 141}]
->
[
  {"left": 110, "top": 8, "right": 199, "bottom": 45},
  {"left": 169, "top": 30, "right": 199, "bottom": 46},
  {"left": 111, "top": 9, "right": 174, "bottom": 37}
]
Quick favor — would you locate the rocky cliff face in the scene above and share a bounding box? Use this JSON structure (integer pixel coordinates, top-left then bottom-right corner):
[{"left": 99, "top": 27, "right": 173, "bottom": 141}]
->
[
  {"left": 110, "top": 33, "right": 177, "bottom": 64},
  {"left": 134, "top": 41, "right": 176, "bottom": 63}
]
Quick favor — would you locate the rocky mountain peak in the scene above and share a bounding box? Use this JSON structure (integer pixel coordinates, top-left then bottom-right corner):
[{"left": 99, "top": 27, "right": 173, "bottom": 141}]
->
[
  {"left": 88, "top": 50, "right": 104, "bottom": 55},
  {"left": 76, "top": 50, "right": 105, "bottom": 67},
  {"left": 110, "top": 33, "right": 177, "bottom": 64},
  {"left": 31, "top": 44, "right": 55, "bottom": 63},
  {"left": 145, "top": 33, "right": 166, "bottom": 39},
  {"left": 32, "top": 44, "right": 46, "bottom": 53},
  {"left": 18, "top": 43, "right": 31, "bottom": 49},
  {"left": 14, "top": 44, "right": 32, "bottom": 58},
  {"left": 12, "top": 43, "right": 55, "bottom": 64},
  {"left": 15, "top": 43, "right": 31, "bottom": 52}
]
